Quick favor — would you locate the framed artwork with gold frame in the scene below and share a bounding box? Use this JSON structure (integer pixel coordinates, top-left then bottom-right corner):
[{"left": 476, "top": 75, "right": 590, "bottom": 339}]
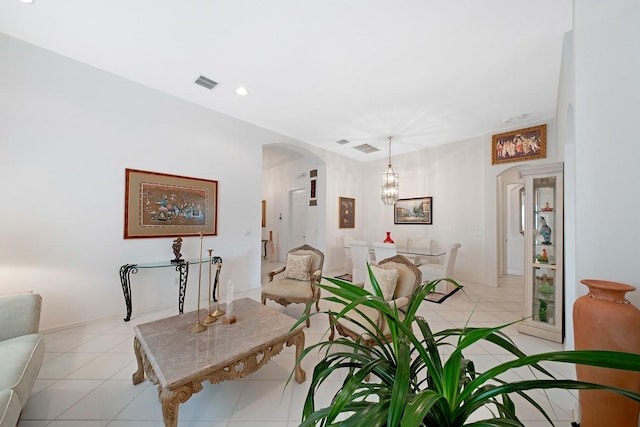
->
[
  {"left": 492, "top": 124, "right": 547, "bottom": 165},
  {"left": 124, "top": 168, "right": 218, "bottom": 239},
  {"left": 339, "top": 197, "right": 355, "bottom": 229}
]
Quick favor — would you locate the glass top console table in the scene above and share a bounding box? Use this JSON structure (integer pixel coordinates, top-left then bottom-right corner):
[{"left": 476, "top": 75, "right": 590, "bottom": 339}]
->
[{"left": 119, "top": 257, "right": 222, "bottom": 322}]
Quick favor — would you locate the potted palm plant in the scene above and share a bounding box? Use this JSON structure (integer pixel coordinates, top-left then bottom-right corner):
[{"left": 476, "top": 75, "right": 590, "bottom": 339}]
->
[{"left": 291, "top": 267, "right": 640, "bottom": 427}]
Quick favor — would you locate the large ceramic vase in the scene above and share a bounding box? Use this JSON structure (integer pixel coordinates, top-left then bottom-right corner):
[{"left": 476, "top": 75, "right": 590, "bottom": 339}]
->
[{"left": 573, "top": 279, "right": 640, "bottom": 427}]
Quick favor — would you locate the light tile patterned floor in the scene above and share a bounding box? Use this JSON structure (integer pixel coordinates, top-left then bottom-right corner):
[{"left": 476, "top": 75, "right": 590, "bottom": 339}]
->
[{"left": 18, "top": 264, "right": 578, "bottom": 426}]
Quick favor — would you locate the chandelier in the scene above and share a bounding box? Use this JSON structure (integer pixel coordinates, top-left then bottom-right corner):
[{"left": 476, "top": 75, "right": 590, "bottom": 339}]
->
[{"left": 381, "top": 136, "right": 399, "bottom": 205}]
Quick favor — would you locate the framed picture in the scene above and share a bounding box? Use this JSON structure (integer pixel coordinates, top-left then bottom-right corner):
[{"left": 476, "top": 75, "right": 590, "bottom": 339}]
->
[
  {"left": 261, "top": 200, "right": 266, "bottom": 228},
  {"left": 394, "top": 197, "right": 432, "bottom": 225},
  {"left": 492, "top": 124, "right": 546, "bottom": 165},
  {"left": 124, "top": 169, "right": 218, "bottom": 239},
  {"left": 339, "top": 197, "right": 355, "bottom": 229}
]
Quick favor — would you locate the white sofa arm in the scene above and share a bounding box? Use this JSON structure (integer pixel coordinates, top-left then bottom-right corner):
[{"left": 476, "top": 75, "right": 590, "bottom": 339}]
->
[{"left": 0, "top": 293, "right": 42, "bottom": 341}]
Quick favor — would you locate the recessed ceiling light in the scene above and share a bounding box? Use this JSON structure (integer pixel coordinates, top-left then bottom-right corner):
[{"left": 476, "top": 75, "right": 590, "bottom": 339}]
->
[
  {"left": 236, "top": 86, "right": 248, "bottom": 96},
  {"left": 19, "top": 0, "right": 35, "bottom": 3}
]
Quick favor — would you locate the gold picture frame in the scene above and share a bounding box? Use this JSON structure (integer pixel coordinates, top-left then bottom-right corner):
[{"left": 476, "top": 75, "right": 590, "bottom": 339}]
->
[
  {"left": 124, "top": 169, "right": 218, "bottom": 239},
  {"left": 339, "top": 197, "right": 355, "bottom": 229},
  {"left": 492, "top": 124, "right": 546, "bottom": 165}
]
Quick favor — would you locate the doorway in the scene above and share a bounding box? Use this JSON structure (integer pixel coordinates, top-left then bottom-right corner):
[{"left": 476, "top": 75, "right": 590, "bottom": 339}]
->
[
  {"left": 497, "top": 167, "right": 525, "bottom": 279},
  {"left": 289, "top": 188, "right": 307, "bottom": 249}
]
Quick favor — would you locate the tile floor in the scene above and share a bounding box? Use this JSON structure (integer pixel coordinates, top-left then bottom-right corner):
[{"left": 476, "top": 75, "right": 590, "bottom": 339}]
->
[{"left": 18, "top": 263, "right": 578, "bottom": 426}]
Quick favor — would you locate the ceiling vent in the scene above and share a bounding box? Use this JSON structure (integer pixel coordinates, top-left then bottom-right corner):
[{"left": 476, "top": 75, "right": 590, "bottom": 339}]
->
[
  {"left": 354, "top": 144, "right": 380, "bottom": 154},
  {"left": 336, "top": 139, "right": 350, "bottom": 145},
  {"left": 194, "top": 75, "right": 218, "bottom": 90}
]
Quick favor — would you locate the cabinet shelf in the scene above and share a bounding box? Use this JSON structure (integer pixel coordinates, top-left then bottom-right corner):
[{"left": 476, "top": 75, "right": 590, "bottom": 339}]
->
[{"left": 533, "top": 262, "right": 557, "bottom": 269}]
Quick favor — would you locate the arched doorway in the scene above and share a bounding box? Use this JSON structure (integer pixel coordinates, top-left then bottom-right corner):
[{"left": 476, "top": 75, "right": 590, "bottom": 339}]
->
[{"left": 261, "top": 144, "right": 327, "bottom": 265}]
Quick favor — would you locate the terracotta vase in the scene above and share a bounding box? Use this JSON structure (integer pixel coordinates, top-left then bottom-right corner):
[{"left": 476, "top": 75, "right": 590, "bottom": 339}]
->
[
  {"left": 383, "top": 232, "right": 394, "bottom": 244},
  {"left": 573, "top": 279, "right": 640, "bottom": 427}
]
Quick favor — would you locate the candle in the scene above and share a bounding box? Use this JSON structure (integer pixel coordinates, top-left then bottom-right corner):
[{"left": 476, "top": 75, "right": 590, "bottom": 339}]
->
[{"left": 226, "top": 279, "right": 234, "bottom": 315}]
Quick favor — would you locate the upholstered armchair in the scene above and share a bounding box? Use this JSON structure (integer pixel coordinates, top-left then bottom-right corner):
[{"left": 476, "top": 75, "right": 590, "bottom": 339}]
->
[
  {"left": 261, "top": 244, "right": 325, "bottom": 327},
  {"left": 328, "top": 254, "right": 421, "bottom": 346}
]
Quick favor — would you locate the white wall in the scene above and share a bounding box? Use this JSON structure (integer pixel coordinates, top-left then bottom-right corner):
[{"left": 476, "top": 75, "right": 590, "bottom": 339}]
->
[
  {"left": 0, "top": 34, "right": 305, "bottom": 330},
  {"left": 572, "top": 0, "right": 640, "bottom": 310},
  {"left": 557, "top": 29, "right": 577, "bottom": 348}
]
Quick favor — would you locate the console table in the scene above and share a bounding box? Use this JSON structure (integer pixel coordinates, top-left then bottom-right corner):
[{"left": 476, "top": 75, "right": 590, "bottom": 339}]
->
[{"left": 119, "top": 256, "right": 222, "bottom": 322}]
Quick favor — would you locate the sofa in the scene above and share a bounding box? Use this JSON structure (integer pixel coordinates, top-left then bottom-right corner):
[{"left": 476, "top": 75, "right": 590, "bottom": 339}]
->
[{"left": 0, "top": 293, "right": 45, "bottom": 427}]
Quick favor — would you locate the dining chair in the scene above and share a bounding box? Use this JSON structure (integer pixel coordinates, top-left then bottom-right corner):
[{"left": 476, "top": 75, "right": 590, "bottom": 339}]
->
[
  {"left": 350, "top": 240, "right": 371, "bottom": 284},
  {"left": 407, "top": 237, "right": 433, "bottom": 265},
  {"left": 418, "top": 243, "right": 461, "bottom": 293},
  {"left": 371, "top": 242, "right": 397, "bottom": 263},
  {"left": 342, "top": 236, "right": 354, "bottom": 275}
]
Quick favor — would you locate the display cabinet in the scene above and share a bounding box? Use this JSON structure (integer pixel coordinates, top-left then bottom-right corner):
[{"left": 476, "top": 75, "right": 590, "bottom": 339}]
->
[{"left": 519, "top": 164, "right": 564, "bottom": 343}]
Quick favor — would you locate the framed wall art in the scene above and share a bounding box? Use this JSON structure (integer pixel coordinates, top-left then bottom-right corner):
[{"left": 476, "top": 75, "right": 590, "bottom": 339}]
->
[
  {"left": 339, "top": 197, "right": 355, "bottom": 229},
  {"left": 124, "top": 168, "right": 218, "bottom": 239},
  {"left": 492, "top": 124, "right": 546, "bottom": 165},
  {"left": 261, "top": 200, "right": 266, "bottom": 228},
  {"left": 394, "top": 197, "right": 432, "bottom": 225}
]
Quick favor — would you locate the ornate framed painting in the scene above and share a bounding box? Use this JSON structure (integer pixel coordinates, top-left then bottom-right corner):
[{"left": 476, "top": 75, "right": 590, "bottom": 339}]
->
[
  {"left": 339, "top": 197, "right": 355, "bottom": 229},
  {"left": 492, "top": 124, "right": 546, "bottom": 165},
  {"left": 124, "top": 169, "right": 218, "bottom": 239},
  {"left": 394, "top": 197, "right": 432, "bottom": 225}
]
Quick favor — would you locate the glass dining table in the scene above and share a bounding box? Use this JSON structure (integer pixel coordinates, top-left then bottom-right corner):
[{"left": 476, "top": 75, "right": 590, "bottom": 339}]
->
[{"left": 395, "top": 247, "right": 446, "bottom": 265}]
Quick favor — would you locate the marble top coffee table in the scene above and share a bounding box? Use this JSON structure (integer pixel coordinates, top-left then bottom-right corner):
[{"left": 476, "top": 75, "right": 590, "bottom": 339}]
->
[{"left": 132, "top": 297, "right": 306, "bottom": 427}]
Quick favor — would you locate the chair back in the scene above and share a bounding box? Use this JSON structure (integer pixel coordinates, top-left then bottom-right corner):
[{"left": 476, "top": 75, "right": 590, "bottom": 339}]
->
[
  {"left": 442, "top": 243, "right": 462, "bottom": 278},
  {"left": 408, "top": 237, "right": 432, "bottom": 252},
  {"left": 372, "top": 242, "right": 397, "bottom": 263},
  {"left": 289, "top": 244, "right": 324, "bottom": 280},
  {"left": 378, "top": 255, "right": 422, "bottom": 300},
  {"left": 342, "top": 236, "right": 354, "bottom": 273},
  {"left": 350, "top": 240, "right": 371, "bottom": 283}
]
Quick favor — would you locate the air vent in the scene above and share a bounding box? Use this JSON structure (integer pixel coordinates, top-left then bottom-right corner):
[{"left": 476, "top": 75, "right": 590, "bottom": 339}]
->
[
  {"left": 194, "top": 75, "right": 218, "bottom": 90},
  {"left": 336, "top": 139, "right": 350, "bottom": 145},
  {"left": 353, "top": 144, "right": 380, "bottom": 154}
]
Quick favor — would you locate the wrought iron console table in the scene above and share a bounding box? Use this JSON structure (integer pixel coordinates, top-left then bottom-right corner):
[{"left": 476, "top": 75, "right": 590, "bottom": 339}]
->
[{"left": 119, "top": 257, "right": 222, "bottom": 322}]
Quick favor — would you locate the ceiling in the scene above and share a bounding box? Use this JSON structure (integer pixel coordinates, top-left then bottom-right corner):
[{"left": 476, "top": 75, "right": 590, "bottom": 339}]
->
[{"left": 0, "top": 1, "right": 573, "bottom": 162}]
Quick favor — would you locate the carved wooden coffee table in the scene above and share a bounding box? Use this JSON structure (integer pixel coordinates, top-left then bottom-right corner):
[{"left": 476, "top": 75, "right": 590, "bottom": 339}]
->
[{"left": 132, "top": 297, "right": 306, "bottom": 427}]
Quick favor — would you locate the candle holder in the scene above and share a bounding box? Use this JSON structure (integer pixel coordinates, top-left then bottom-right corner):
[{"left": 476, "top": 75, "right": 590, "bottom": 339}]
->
[
  {"left": 190, "top": 232, "right": 207, "bottom": 333},
  {"left": 202, "top": 249, "right": 218, "bottom": 324},
  {"left": 222, "top": 314, "right": 236, "bottom": 324}
]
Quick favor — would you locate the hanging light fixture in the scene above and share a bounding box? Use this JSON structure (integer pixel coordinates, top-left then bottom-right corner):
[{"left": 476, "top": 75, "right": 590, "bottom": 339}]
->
[{"left": 381, "top": 136, "right": 399, "bottom": 205}]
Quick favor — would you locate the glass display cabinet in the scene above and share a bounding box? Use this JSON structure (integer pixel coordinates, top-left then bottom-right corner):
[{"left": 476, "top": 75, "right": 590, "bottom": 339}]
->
[{"left": 519, "top": 163, "right": 564, "bottom": 343}]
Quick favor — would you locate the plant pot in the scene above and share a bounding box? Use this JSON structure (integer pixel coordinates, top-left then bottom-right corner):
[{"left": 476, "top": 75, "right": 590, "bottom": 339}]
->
[
  {"left": 383, "top": 232, "right": 394, "bottom": 244},
  {"left": 573, "top": 279, "right": 640, "bottom": 427}
]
